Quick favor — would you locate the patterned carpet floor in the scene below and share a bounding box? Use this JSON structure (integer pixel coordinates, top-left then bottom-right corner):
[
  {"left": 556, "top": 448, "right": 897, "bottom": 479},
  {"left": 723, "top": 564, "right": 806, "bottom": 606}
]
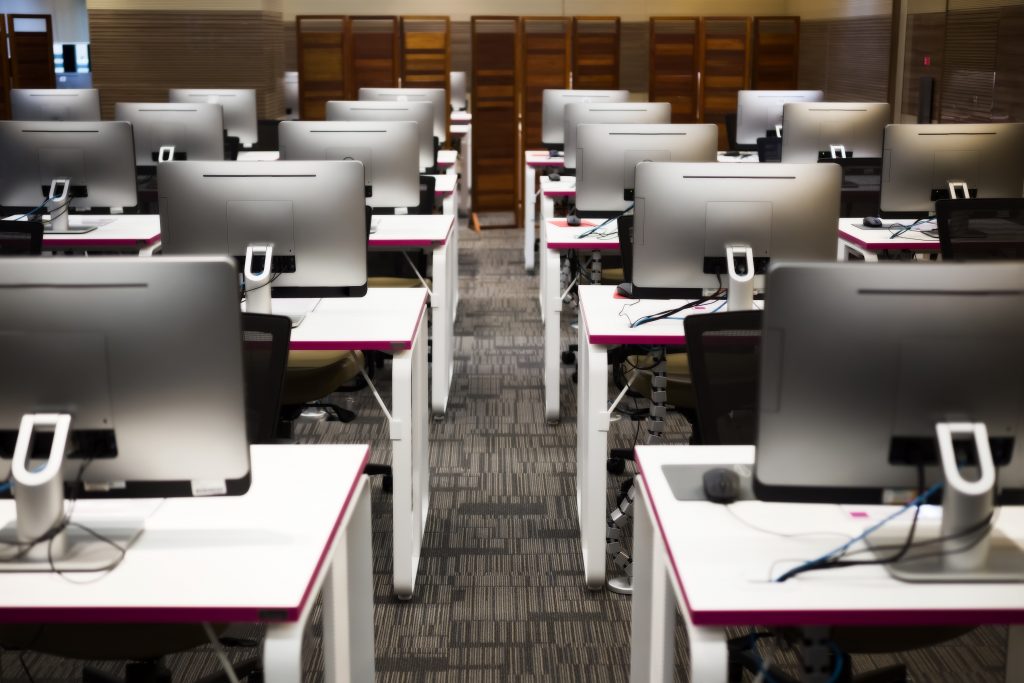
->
[{"left": 1, "top": 223, "right": 1010, "bottom": 682}]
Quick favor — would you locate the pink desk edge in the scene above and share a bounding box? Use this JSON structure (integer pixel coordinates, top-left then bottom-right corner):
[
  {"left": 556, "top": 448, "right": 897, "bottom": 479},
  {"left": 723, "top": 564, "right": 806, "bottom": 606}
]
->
[
  {"left": 43, "top": 233, "right": 161, "bottom": 248},
  {"left": 838, "top": 226, "right": 939, "bottom": 252},
  {"left": 369, "top": 217, "right": 454, "bottom": 248}
]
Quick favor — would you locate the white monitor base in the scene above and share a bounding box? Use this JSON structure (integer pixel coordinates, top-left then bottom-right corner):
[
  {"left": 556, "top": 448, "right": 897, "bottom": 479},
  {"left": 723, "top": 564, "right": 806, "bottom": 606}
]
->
[
  {"left": 0, "top": 520, "right": 144, "bottom": 572},
  {"left": 868, "top": 526, "right": 1024, "bottom": 583}
]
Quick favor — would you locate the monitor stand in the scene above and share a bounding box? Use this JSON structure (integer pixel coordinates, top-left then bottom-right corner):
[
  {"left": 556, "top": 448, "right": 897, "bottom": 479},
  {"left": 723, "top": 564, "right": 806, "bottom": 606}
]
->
[
  {"left": 725, "top": 244, "right": 755, "bottom": 311},
  {"left": 867, "top": 421, "right": 1024, "bottom": 582},
  {"left": 243, "top": 243, "right": 274, "bottom": 315},
  {"left": 42, "top": 177, "right": 95, "bottom": 235},
  {"left": 0, "top": 413, "right": 144, "bottom": 573}
]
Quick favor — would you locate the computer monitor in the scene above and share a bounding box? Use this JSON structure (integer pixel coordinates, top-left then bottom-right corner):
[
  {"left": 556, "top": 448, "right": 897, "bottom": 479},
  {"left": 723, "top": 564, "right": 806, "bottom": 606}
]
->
[
  {"left": 157, "top": 160, "right": 368, "bottom": 299},
  {"left": 563, "top": 102, "right": 672, "bottom": 171},
  {"left": 541, "top": 89, "right": 629, "bottom": 150},
  {"left": 736, "top": 89, "right": 823, "bottom": 145},
  {"left": 278, "top": 120, "right": 419, "bottom": 210},
  {"left": 879, "top": 123, "right": 1024, "bottom": 217},
  {"left": 0, "top": 121, "right": 137, "bottom": 232},
  {"left": 450, "top": 72, "right": 467, "bottom": 111},
  {"left": 358, "top": 87, "right": 447, "bottom": 144},
  {"left": 0, "top": 255, "right": 250, "bottom": 571},
  {"left": 936, "top": 198, "right": 1024, "bottom": 261},
  {"left": 168, "top": 88, "right": 258, "bottom": 147},
  {"left": 575, "top": 123, "right": 718, "bottom": 217},
  {"left": 10, "top": 88, "right": 101, "bottom": 121},
  {"left": 327, "top": 100, "right": 435, "bottom": 172},
  {"left": 780, "top": 102, "right": 890, "bottom": 163},
  {"left": 629, "top": 161, "right": 841, "bottom": 308},
  {"left": 114, "top": 102, "right": 225, "bottom": 166},
  {"left": 283, "top": 71, "right": 299, "bottom": 120},
  {"left": 755, "top": 261, "right": 1024, "bottom": 582}
]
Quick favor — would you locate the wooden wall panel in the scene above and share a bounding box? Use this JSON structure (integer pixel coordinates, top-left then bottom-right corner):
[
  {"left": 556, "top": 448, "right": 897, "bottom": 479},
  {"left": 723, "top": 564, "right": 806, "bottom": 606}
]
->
[
  {"left": 701, "top": 17, "right": 750, "bottom": 148},
  {"left": 296, "top": 15, "right": 347, "bottom": 120},
  {"left": 753, "top": 16, "right": 799, "bottom": 89},
  {"left": 0, "top": 19, "right": 10, "bottom": 119},
  {"left": 450, "top": 20, "right": 471, "bottom": 75},
  {"left": 649, "top": 17, "right": 701, "bottom": 122},
  {"left": 471, "top": 16, "right": 520, "bottom": 219},
  {"left": 902, "top": 11, "right": 945, "bottom": 122},
  {"left": 283, "top": 21, "right": 297, "bottom": 71},
  {"left": 89, "top": 9, "right": 283, "bottom": 121},
  {"left": 572, "top": 17, "right": 619, "bottom": 89},
  {"left": 521, "top": 17, "right": 570, "bottom": 150},
  {"left": 347, "top": 16, "right": 399, "bottom": 98},
  {"left": 400, "top": 16, "right": 450, "bottom": 138},
  {"left": 7, "top": 14, "right": 55, "bottom": 89},
  {"left": 620, "top": 21, "right": 649, "bottom": 94},
  {"left": 798, "top": 17, "right": 890, "bottom": 104}
]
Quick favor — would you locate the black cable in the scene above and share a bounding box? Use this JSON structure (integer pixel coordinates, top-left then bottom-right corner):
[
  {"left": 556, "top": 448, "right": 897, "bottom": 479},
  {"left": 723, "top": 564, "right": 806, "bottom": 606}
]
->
[
  {"left": 18, "top": 652, "right": 36, "bottom": 683},
  {"left": 627, "top": 289, "right": 725, "bottom": 328},
  {"left": 240, "top": 272, "right": 282, "bottom": 298}
]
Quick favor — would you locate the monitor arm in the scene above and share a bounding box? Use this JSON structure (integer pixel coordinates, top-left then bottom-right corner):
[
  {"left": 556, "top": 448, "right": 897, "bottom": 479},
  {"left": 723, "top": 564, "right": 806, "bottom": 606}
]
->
[
  {"left": 947, "top": 180, "right": 971, "bottom": 200},
  {"left": 829, "top": 144, "right": 847, "bottom": 159},
  {"left": 157, "top": 145, "right": 176, "bottom": 163},
  {"left": 11, "top": 413, "right": 72, "bottom": 561},
  {"left": 935, "top": 421, "right": 996, "bottom": 572},
  {"left": 244, "top": 244, "right": 274, "bottom": 315},
  {"left": 725, "top": 244, "right": 756, "bottom": 312},
  {"left": 46, "top": 178, "right": 72, "bottom": 233}
]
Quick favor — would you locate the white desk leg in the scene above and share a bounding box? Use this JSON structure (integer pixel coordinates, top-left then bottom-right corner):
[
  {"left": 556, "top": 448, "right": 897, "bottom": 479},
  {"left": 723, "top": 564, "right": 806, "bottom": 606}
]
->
[
  {"left": 452, "top": 221, "right": 460, "bottom": 320},
  {"left": 139, "top": 240, "right": 161, "bottom": 257},
  {"left": 838, "top": 238, "right": 878, "bottom": 262},
  {"left": 577, "top": 315, "right": 608, "bottom": 590},
  {"left": 630, "top": 478, "right": 675, "bottom": 683},
  {"left": 430, "top": 241, "right": 453, "bottom": 416},
  {"left": 525, "top": 163, "right": 536, "bottom": 272},
  {"left": 538, "top": 221, "right": 547, "bottom": 322},
  {"left": 679, "top": 584, "right": 729, "bottom": 682},
  {"left": 441, "top": 189, "right": 456, "bottom": 216},
  {"left": 391, "top": 321, "right": 430, "bottom": 598},
  {"left": 543, "top": 245, "right": 563, "bottom": 423},
  {"left": 322, "top": 477, "right": 375, "bottom": 683},
  {"left": 1007, "top": 626, "right": 1023, "bottom": 682},
  {"left": 262, "top": 622, "right": 304, "bottom": 682}
]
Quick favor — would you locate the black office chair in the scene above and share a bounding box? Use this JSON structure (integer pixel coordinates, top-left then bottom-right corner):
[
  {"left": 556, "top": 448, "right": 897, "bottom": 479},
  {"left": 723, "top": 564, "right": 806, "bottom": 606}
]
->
[
  {"left": 415, "top": 174, "right": 437, "bottom": 215},
  {"left": 756, "top": 136, "right": 782, "bottom": 163},
  {"left": 241, "top": 313, "right": 292, "bottom": 444},
  {"left": 0, "top": 221, "right": 43, "bottom": 255},
  {"left": 683, "top": 311, "right": 972, "bottom": 683},
  {"left": 936, "top": 197, "right": 1024, "bottom": 261}
]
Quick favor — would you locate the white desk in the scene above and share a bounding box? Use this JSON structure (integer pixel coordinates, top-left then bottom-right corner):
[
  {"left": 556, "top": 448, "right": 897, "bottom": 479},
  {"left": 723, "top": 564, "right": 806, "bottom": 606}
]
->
[
  {"left": 449, "top": 123, "right": 472, "bottom": 199},
  {"left": 287, "top": 289, "right": 430, "bottom": 599},
  {"left": 370, "top": 214, "right": 458, "bottom": 416},
  {"left": 427, "top": 173, "right": 459, "bottom": 216},
  {"left": 0, "top": 445, "right": 375, "bottom": 683},
  {"left": 541, "top": 219, "right": 620, "bottom": 422},
  {"left": 523, "top": 150, "right": 566, "bottom": 272},
  {"left": 450, "top": 111, "right": 471, "bottom": 124},
  {"left": 630, "top": 445, "right": 1024, "bottom": 683},
  {"left": 7, "top": 214, "right": 163, "bottom": 255},
  {"left": 837, "top": 218, "right": 940, "bottom": 261},
  {"left": 576, "top": 285, "right": 727, "bottom": 589}
]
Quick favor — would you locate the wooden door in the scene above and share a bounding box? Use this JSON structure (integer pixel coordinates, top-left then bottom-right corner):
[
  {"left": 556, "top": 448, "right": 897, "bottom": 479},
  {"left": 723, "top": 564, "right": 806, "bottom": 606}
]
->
[
  {"left": 649, "top": 17, "right": 701, "bottom": 123},
  {"left": 701, "top": 17, "right": 751, "bottom": 149},
  {"left": 471, "top": 17, "right": 520, "bottom": 219},
  {"left": 572, "top": 17, "right": 619, "bottom": 89},
  {"left": 296, "top": 15, "right": 347, "bottom": 120},
  {"left": 7, "top": 14, "right": 55, "bottom": 89},
  {"left": 347, "top": 16, "right": 399, "bottom": 99},
  {"left": 753, "top": 17, "right": 800, "bottom": 89},
  {"left": 521, "top": 17, "right": 570, "bottom": 150}
]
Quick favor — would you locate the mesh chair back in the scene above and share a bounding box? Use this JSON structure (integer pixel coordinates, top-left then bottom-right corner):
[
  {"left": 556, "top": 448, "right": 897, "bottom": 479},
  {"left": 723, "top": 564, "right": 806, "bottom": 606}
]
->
[
  {"left": 936, "top": 198, "right": 1024, "bottom": 261},
  {"left": 241, "top": 313, "right": 292, "bottom": 444}
]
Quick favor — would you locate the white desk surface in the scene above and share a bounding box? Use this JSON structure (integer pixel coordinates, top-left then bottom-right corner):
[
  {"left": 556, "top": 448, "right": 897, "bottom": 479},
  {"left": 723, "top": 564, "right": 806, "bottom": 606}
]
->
[
  {"left": 837, "top": 218, "right": 940, "bottom": 252},
  {"left": 236, "top": 151, "right": 281, "bottom": 161},
  {"left": 716, "top": 151, "right": 760, "bottom": 163},
  {"left": 525, "top": 149, "right": 565, "bottom": 168},
  {"left": 436, "top": 149, "right": 458, "bottom": 168},
  {"left": 451, "top": 111, "right": 472, "bottom": 124},
  {"left": 428, "top": 173, "right": 458, "bottom": 196},
  {"left": 0, "top": 445, "right": 369, "bottom": 623},
  {"left": 636, "top": 444, "right": 1024, "bottom": 627},
  {"left": 370, "top": 214, "right": 454, "bottom": 247},
  {"left": 6, "top": 214, "right": 162, "bottom": 249},
  {"left": 545, "top": 218, "right": 620, "bottom": 251},
  {"left": 580, "top": 285, "right": 728, "bottom": 347},
  {"left": 286, "top": 288, "right": 428, "bottom": 352},
  {"left": 540, "top": 175, "right": 576, "bottom": 197},
  {"left": 450, "top": 124, "right": 470, "bottom": 136}
]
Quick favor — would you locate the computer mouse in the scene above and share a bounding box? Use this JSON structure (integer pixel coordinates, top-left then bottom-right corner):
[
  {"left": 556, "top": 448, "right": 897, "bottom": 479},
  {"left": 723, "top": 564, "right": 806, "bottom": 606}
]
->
[
  {"left": 703, "top": 468, "right": 741, "bottom": 505},
  {"left": 863, "top": 216, "right": 884, "bottom": 228},
  {"left": 566, "top": 214, "right": 581, "bottom": 227},
  {"left": 548, "top": 171, "right": 561, "bottom": 182}
]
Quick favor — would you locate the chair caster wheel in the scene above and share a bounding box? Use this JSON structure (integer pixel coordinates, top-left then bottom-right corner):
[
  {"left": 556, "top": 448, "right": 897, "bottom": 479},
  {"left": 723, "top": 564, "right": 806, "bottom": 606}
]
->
[
  {"left": 607, "top": 458, "right": 626, "bottom": 475},
  {"left": 382, "top": 476, "right": 393, "bottom": 493},
  {"left": 561, "top": 350, "right": 576, "bottom": 364}
]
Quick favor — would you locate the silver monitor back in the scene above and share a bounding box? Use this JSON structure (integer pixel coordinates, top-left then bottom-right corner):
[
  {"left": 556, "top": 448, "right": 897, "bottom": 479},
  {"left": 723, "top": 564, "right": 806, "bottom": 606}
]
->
[
  {"left": 575, "top": 123, "right": 718, "bottom": 215},
  {"left": 114, "top": 102, "right": 225, "bottom": 166},
  {"left": 631, "top": 161, "right": 841, "bottom": 295},
  {"left": 0, "top": 255, "right": 251, "bottom": 496},
  {"left": 0, "top": 120, "right": 137, "bottom": 210},
  {"left": 279, "top": 120, "right": 419, "bottom": 209},
  {"left": 359, "top": 87, "right": 447, "bottom": 143},
  {"left": 283, "top": 71, "right": 299, "bottom": 120},
  {"left": 780, "top": 102, "right": 890, "bottom": 163},
  {"left": 879, "top": 123, "right": 1024, "bottom": 217},
  {"left": 10, "top": 88, "right": 101, "bottom": 121},
  {"left": 736, "top": 89, "right": 823, "bottom": 145},
  {"left": 157, "top": 160, "right": 367, "bottom": 297},
  {"left": 327, "top": 100, "right": 434, "bottom": 172},
  {"left": 541, "top": 89, "right": 629, "bottom": 147},
  {"left": 564, "top": 102, "right": 671, "bottom": 170},
  {"left": 168, "top": 88, "right": 258, "bottom": 146},
  {"left": 756, "top": 261, "right": 1024, "bottom": 504},
  {"left": 450, "top": 71, "right": 467, "bottom": 111}
]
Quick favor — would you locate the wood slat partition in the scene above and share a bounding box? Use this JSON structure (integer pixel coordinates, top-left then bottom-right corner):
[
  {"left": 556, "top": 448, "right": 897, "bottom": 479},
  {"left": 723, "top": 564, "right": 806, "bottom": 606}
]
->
[
  {"left": 572, "top": 17, "right": 619, "bottom": 89},
  {"left": 400, "top": 16, "right": 450, "bottom": 139},
  {"left": 798, "top": 17, "right": 891, "bottom": 104},
  {"left": 902, "top": 11, "right": 945, "bottom": 122},
  {"left": 0, "top": 19, "right": 10, "bottom": 119},
  {"left": 297, "top": 15, "right": 347, "bottom": 120},
  {"left": 347, "top": 16, "right": 399, "bottom": 98},
  {"left": 701, "top": 17, "right": 751, "bottom": 149},
  {"left": 521, "top": 17, "right": 570, "bottom": 150},
  {"left": 7, "top": 14, "right": 55, "bottom": 89},
  {"left": 753, "top": 17, "right": 799, "bottom": 89},
  {"left": 471, "top": 16, "right": 520, "bottom": 220},
  {"left": 649, "top": 17, "right": 701, "bottom": 123}
]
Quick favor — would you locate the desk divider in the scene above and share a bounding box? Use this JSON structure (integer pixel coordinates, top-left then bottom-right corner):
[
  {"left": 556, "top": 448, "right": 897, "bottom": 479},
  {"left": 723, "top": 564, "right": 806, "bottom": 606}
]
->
[
  {"left": 400, "top": 16, "right": 451, "bottom": 143},
  {"left": 649, "top": 17, "right": 702, "bottom": 123},
  {"left": 572, "top": 17, "right": 620, "bottom": 90},
  {"left": 296, "top": 15, "right": 348, "bottom": 120},
  {"left": 521, "top": 17, "right": 571, "bottom": 150},
  {"left": 701, "top": 17, "right": 752, "bottom": 150},
  {"left": 753, "top": 17, "right": 800, "bottom": 89},
  {"left": 347, "top": 16, "right": 400, "bottom": 98}
]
